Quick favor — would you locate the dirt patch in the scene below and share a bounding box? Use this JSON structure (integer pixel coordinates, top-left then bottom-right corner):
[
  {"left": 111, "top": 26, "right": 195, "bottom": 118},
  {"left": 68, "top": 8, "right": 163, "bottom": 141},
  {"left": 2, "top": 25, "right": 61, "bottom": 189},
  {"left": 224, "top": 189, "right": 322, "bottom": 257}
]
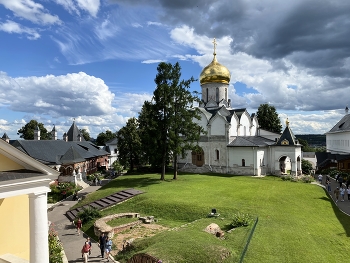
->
[{"left": 111, "top": 223, "right": 168, "bottom": 255}]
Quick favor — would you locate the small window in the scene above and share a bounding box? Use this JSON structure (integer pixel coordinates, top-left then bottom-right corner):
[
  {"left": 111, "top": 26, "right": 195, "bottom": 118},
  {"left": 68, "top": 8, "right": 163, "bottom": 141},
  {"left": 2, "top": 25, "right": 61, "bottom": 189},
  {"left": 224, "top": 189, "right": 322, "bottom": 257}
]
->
[
  {"left": 114, "top": 149, "right": 118, "bottom": 154},
  {"left": 215, "top": 149, "right": 220, "bottom": 160},
  {"left": 242, "top": 159, "right": 245, "bottom": 167}
]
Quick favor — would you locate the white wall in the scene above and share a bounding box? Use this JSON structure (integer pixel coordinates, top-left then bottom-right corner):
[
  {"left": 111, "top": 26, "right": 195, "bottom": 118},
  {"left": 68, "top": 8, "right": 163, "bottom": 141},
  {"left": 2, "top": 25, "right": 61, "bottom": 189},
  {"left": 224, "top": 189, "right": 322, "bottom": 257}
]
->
[{"left": 326, "top": 131, "right": 350, "bottom": 154}]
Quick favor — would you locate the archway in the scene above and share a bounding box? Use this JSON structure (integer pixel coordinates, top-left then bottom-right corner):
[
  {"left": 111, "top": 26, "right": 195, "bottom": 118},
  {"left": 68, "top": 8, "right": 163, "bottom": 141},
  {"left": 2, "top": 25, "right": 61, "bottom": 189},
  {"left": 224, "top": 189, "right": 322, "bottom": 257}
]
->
[{"left": 279, "top": 156, "right": 292, "bottom": 174}]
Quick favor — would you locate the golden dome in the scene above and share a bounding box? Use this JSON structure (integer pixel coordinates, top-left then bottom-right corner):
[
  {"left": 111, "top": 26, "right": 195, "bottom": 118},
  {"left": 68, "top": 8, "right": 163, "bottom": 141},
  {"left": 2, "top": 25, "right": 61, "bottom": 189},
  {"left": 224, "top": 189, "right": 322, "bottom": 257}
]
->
[{"left": 199, "top": 38, "right": 231, "bottom": 85}]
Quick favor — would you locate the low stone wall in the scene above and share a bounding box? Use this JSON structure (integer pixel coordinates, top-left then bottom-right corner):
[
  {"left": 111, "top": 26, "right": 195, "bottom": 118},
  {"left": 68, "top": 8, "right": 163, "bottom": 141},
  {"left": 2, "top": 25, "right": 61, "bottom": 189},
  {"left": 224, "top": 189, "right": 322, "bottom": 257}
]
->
[{"left": 94, "top": 213, "right": 140, "bottom": 238}]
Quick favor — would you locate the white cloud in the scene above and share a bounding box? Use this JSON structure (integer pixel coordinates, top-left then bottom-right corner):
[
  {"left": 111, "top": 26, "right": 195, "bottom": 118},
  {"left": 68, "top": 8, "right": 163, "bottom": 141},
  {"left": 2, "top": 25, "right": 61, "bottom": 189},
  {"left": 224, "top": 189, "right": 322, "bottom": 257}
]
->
[
  {"left": 141, "top": 59, "right": 165, "bottom": 64},
  {"left": 131, "top": 23, "right": 142, "bottom": 28},
  {"left": 0, "top": 0, "right": 61, "bottom": 25},
  {"left": 75, "top": 0, "right": 100, "bottom": 17},
  {"left": 54, "top": 0, "right": 80, "bottom": 16},
  {"left": 0, "top": 72, "right": 115, "bottom": 117},
  {"left": 147, "top": 21, "right": 162, "bottom": 26},
  {"left": 0, "top": 20, "right": 40, "bottom": 39},
  {"left": 94, "top": 17, "right": 119, "bottom": 40}
]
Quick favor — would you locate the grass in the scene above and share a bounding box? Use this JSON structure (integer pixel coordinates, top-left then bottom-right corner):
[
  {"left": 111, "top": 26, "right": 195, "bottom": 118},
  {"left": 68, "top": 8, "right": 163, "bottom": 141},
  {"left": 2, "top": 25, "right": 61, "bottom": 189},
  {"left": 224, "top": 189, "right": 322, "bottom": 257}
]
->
[
  {"left": 107, "top": 217, "right": 139, "bottom": 227},
  {"left": 77, "top": 173, "right": 350, "bottom": 263}
]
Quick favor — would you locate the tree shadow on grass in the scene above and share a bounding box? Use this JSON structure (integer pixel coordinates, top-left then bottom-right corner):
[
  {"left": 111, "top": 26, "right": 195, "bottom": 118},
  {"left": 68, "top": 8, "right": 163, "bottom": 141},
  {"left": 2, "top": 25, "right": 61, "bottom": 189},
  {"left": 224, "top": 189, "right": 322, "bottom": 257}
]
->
[
  {"left": 319, "top": 189, "right": 350, "bottom": 237},
  {"left": 99, "top": 175, "right": 163, "bottom": 190}
]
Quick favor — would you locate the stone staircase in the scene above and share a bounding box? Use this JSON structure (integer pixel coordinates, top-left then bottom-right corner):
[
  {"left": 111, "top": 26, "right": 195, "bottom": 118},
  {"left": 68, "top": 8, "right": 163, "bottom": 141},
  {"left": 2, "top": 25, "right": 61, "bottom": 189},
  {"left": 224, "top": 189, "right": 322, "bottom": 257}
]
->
[{"left": 65, "top": 188, "right": 143, "bottom": 221}]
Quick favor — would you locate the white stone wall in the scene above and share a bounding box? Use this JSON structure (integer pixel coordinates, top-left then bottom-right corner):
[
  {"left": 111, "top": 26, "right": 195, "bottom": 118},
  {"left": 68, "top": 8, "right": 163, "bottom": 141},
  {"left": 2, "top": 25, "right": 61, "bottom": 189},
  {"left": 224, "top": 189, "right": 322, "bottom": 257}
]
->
[
  {"left": 201, "top": 83, "right": 229, "bottom": 103},
  {"left": 238, "top": 112, "right": 251, "bottom": 136},
  {"left": 326, "top": 131, "right": 350, "bottom": 154},
  {"left": 229, "top": 116, "right": 238, "bottom": 136},
  {"left": 210, "top": 116, "right": 227, "bottom": 136}
]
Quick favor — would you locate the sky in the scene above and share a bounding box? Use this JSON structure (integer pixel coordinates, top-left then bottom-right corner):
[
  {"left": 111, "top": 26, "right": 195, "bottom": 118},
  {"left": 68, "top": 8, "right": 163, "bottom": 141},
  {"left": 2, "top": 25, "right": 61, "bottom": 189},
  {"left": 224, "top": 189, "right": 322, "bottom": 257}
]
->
[{"left": 0, "top": 0, "right": 349, "bottom": 140}]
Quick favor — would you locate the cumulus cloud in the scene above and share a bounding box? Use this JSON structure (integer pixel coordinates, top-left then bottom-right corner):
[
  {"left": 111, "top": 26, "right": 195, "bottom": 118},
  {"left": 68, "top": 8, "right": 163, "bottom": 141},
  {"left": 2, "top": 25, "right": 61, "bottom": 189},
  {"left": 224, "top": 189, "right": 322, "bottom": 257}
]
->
[
  {"left": 0, "top": 0, "right": 61, "bottom": 25},
  {"left": 0, "top": 20, "right": 40, "bottom": 39},
  {"left": 0, "top": 72, "right": 115, "bottom": 117}
]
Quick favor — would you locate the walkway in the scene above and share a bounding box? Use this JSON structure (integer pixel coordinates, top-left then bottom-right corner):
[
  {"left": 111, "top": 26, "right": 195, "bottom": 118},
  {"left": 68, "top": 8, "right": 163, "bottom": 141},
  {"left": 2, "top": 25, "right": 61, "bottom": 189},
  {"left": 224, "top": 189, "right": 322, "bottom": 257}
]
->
[
  {"left": 316, "top": 174, "right": 350, "bottom": 216},
  {"left": 48, "top": 182, "right": 119, "bottom": 263}
]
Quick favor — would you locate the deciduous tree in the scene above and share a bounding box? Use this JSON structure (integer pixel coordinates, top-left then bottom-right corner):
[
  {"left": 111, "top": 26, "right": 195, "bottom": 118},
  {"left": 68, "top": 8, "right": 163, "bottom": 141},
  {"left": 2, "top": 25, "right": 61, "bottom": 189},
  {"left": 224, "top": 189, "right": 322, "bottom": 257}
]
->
[
  {"left": 116, "top": 118, "right": 142, "bottom": 171},
  {"left": 79, "top": 129, "right": 90, "bottom": 141},
  {"left": 96, "top": 130, "right": 116, "bottom": 146},
  {"left": 17, "top": 120, "right": 50, "bottom": 140},
  {"left": 256, "top": 103, "right": 282, "bottom": 133}
]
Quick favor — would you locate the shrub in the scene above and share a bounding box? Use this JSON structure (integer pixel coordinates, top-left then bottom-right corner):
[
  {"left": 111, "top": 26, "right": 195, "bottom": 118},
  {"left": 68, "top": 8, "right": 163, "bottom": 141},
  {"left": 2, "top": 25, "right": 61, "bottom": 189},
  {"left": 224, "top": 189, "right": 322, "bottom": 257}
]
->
[
  {"left": 231, "top": 212, "right": 252, "bottom": 228},
  {"left": 77, "top": 207, "right": 101, "bottom": 224},
  {"left": 48, "top": 225, "right": 63, "bottom": 263},
  {"left": 301, "top": 175, "right": 313, "bottom": 183},
  {"left": 48, "top": 182, "right": 82, "bottom": 203}
]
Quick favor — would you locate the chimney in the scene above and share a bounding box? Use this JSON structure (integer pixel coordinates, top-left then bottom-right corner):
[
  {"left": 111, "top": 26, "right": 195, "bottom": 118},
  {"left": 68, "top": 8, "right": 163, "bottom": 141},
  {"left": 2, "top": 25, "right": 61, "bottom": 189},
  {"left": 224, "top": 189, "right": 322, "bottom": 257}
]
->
[
  {"left": 34, "top": 125, "right": 40, "bottom": 140},
  {"left": 345, "top": 106, "right": 349, "bottom": 115},
  {"left": 63, "top": 132, "right": 68, "bottom": 142},
  {"left": 51, "top": 125, "right": 57, "bottom": 140},
  {"left": 2, "top": 133, "right": 10, "bottom": 143}
]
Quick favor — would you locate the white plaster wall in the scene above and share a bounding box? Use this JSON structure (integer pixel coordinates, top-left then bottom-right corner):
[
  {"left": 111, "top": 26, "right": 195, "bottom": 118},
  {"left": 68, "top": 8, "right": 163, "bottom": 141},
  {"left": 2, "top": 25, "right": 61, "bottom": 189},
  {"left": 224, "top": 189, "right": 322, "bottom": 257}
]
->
[
  {"left": 229, "top": 117, "right": 238, "bottom": 137},
  {"left": 201, "top": 83, "right": 229, "bottom": 103},
  {"left": 326, "top": 132, "right": 350, "bottom": 154},
  {"left": 271, "top": 146, "right": 302, "bottom": 174},
  {"left": 238, "top": 113, "right": 251, "bottom": 136},
  {"left": 251, "top": 118, "right": 258, "bottom": 136},
  {"left": 210, "top": 117, "right": 227, "bottom": 135},
  {"left": 194, "top": 112, "right": 209, "bottom": 135},
  {"left": 229, "top": 147, "right": 254, "bottom": 167}
]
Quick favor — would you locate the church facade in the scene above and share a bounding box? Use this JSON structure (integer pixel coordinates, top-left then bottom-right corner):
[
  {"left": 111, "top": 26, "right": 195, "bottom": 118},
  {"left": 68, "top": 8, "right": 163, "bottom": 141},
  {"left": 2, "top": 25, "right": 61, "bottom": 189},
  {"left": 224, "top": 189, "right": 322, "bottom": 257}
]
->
[{"left": 178, "top": 40, "right": 302, "bottom": 176}]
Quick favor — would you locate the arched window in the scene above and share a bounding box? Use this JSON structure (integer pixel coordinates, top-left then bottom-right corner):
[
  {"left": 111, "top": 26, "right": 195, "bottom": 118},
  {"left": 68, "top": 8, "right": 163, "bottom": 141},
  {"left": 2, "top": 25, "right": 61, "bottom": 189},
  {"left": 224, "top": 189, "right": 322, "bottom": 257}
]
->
[
  {"left": 215, "top": 149, "right": 220, "bottom": 160},
  {"left": 206, "top": 88, "right": 208, "bottom": 102},
  {"left": 216, "top": 87, "right": 219, "bottom": 102},
  {"left": 242, "top": 159, "right": 245, "bottom": 167},
  {"left": 225, "top": 88, "right": 227, "bottom": 101}
]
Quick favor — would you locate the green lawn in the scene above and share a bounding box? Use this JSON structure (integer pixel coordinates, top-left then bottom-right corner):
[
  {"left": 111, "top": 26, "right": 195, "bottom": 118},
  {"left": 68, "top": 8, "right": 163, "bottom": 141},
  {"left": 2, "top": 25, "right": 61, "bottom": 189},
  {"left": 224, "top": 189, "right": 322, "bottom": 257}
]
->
[{"left": 77, "top": 173, "right": 350, "bottom": 263}]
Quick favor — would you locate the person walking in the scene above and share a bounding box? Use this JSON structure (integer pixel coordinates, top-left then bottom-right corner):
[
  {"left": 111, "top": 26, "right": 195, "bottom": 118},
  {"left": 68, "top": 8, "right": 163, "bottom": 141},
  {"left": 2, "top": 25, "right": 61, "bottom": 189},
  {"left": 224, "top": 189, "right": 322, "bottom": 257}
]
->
[
  {"left": 81, "top": 241, "right": 91, "bottom": 263},
  {"left": 340, "top": 186, "right": 346, "bottom": 201},
  {"left": 105, "top": 236, "right": 112, "bottom": 262},
  {"left": 86, "top": 237, "right": 92, "bottom": 256},
  {"left": 334, "top": 187, "right": 340, "bottom": 203},
  {"left": 76, "top": 218, "right": 82, "bottom": 235},
  {"left": 99, "top": 233, "right": 106, "bottom": 258},
  {"left": 318, "top": 174, "right": 323, "bottom": 184},
  {"left": 338, "top": 175, "right": 343, "bottom": 188}
]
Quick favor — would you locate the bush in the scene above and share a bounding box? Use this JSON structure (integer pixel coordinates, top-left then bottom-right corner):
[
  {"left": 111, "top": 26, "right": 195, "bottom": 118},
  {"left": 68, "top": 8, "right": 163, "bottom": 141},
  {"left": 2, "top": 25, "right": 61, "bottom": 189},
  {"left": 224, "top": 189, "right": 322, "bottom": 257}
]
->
[
  {"left": 301, "top": 175, "right": 313, "bottom": 183},
  {"left": 231, "top": 212, "right": 252, "bottom": 228},
  {"left": 48, "top": 182, "right": 81, "bottom": 203},
  {"left": 48, "top": 225, "right": 63, "bottom": 263},
  {"left": 77, "top": 207, "right": 101, "bottom": 224}
]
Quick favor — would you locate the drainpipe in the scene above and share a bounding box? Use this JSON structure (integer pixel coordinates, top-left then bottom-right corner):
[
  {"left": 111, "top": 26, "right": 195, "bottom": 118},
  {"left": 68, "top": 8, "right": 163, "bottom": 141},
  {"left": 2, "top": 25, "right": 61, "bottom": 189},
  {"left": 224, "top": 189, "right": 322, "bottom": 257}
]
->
[{"left": 253, "top": 147, "right": 255, "bottom": 176}]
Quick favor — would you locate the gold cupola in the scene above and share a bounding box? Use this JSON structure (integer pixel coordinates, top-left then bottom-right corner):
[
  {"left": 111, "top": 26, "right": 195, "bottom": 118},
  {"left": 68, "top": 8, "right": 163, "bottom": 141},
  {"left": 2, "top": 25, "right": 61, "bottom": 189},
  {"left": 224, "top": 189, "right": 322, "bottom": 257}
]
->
[{"left": 199, "top": 38, "right": 231, "bottom": 85}]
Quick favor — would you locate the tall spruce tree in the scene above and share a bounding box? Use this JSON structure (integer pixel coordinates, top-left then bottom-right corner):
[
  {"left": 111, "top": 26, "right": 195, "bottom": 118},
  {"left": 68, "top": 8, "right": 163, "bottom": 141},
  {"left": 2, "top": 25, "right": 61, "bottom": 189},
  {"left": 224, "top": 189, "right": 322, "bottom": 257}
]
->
[
  {"left": 256, "top": 103, "right": 282, "bottom": 133},
  {"left": 139, "top": 62, "right": 203, "bottom": 180}
]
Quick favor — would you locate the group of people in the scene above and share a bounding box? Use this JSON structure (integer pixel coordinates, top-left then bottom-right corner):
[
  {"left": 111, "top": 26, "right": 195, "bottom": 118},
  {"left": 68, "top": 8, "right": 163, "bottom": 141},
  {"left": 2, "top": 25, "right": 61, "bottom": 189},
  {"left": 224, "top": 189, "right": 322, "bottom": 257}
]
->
[
  {"left": 318, "top": 174, "right": 350, "bottom": 203},
  {"left": 80, "top": 232, "right": 113, "bottom": 262}
]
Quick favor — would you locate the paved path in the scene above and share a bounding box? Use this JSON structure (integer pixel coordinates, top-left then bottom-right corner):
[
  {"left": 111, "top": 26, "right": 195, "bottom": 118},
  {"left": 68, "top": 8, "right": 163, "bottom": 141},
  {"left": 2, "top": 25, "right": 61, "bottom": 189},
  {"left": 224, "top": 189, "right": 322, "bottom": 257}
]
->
[
  {"left": 48, "top": 183, "right": 118, "bottom": 263},
  {"left": 316, "top": 174, "right": 350, "bottom": 216}
]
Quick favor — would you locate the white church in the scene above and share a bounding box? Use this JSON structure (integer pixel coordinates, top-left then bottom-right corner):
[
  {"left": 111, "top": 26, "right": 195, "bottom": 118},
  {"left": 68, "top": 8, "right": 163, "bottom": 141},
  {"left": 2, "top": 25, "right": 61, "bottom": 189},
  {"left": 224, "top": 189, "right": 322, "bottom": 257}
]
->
[{"left": 178, "top": 40, "right": 302, "bottom": 176}]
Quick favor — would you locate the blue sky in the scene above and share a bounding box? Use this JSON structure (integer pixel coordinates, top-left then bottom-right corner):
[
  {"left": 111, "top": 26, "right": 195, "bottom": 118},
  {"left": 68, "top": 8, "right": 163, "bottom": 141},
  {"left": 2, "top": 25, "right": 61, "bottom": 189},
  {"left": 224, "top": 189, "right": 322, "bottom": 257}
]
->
[{"left": 1, "top": 0, "right": 350, "bottom": 139}]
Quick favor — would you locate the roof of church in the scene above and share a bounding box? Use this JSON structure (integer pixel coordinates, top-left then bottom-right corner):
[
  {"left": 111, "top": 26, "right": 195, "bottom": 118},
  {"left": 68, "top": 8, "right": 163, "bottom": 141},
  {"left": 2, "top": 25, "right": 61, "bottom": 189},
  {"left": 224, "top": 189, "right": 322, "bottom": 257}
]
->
[
  {"left": 11, "top": 140, "right": 109, "bottom": 165},
  {"left": 276, "top": 125, "right": 299, "bottom": 146},
  {"left": 228, "top": 136, "right": 276, "bottom": 147},
  {"left": 203, "top": 107, "right": 248, "bottom": 123},
  {"left": 67, "top": 121, "right": 85, "bottom": 141},
  {"left": 327, "top": 114, "right": 350, "bottom": 133}
]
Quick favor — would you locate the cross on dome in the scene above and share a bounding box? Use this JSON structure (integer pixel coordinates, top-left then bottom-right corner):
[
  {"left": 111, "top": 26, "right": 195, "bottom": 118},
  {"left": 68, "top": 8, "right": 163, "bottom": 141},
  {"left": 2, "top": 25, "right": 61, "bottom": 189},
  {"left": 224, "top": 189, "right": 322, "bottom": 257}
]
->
[{"left": 212, "top": 38, "right": 217, "bottom": 56}]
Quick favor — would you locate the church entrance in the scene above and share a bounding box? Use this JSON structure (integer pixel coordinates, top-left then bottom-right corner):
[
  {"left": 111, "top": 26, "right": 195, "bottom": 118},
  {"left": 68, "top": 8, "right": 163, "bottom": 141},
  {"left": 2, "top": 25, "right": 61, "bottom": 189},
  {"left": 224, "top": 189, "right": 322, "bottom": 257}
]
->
[{"left": 192, "top": 148, "right": 204, "bottom": 167}]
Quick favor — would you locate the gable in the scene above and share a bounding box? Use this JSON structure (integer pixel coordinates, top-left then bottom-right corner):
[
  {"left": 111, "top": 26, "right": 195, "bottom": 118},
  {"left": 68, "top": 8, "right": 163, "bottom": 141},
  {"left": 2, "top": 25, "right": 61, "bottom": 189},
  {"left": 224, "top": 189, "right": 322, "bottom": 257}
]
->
[{"left": 0, "top": 154, "right": 24, "bottom": 171}]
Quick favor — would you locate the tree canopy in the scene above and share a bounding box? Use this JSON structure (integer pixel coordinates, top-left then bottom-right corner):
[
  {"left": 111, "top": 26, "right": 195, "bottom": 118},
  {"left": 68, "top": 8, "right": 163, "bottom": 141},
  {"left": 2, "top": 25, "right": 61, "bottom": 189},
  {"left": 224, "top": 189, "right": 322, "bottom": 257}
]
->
[
  {"left": 96, "top": 130, "right": 116, "bottom": 146},
  {"left": 139, "top": 62, "right": 203, "bottom": 180},
  {"left": 256, "top": 103, "right": 282, "bottom": 133},
  {"left": 17, "top": 120, "right": 50, "bottom": 140},
  {"left": 116, "top": 117, "right": 142, "bottom": 171},
  {"left": 79, "top": 129, "right": 90, "bottom": 141}
]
